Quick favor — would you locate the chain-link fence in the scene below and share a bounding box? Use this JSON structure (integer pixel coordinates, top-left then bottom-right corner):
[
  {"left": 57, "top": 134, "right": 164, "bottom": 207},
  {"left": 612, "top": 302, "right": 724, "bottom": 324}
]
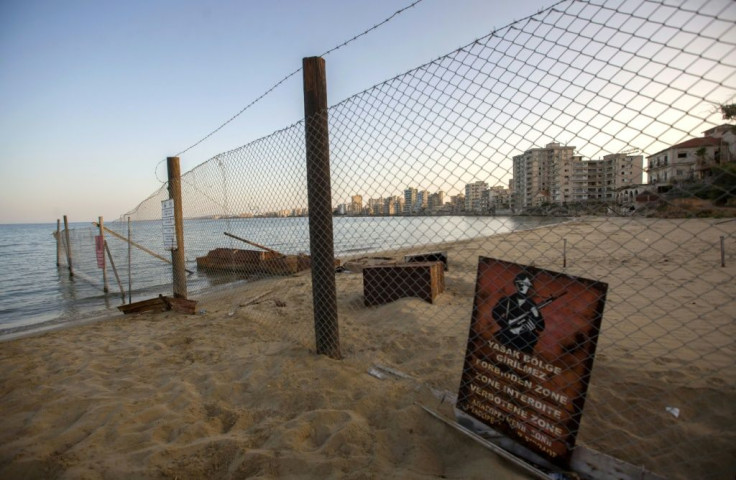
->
[{"left": 55, "top": 0, "right": 736, "bottom": 478}]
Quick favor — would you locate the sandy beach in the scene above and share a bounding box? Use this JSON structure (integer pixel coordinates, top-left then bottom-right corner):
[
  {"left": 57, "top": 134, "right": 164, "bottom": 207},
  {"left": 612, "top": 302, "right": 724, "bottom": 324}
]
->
[{"left": 1, "top": 217, "right": 734, "bottom": 479}]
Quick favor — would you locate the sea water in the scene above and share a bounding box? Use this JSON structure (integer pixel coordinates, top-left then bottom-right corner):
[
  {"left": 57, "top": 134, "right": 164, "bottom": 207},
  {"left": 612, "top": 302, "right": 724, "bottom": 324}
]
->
[{"left": 0, "top": 216, "right": 566, "bottom": 339}]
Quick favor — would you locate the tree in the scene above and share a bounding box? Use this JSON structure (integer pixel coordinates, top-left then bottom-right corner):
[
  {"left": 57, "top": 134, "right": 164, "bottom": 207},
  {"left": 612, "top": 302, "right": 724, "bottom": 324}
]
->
[
  {"left": 721, "top": 103, "right": 736, "bottom": 121},
  {"left": 709, "top": 163, "right": 736, "bottom": 205}
]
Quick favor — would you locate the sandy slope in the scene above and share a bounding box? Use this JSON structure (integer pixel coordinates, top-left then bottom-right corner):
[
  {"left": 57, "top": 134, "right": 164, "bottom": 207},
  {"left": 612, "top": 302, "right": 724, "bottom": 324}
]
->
[{"left": 1, "top": 217, "right": 734, "bottom": 479}]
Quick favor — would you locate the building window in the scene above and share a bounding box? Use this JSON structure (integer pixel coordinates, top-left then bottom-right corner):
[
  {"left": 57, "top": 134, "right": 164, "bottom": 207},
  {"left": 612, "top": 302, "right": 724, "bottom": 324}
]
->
[{"left": 678, "top": 152, "right": 687, "bottom": 158}]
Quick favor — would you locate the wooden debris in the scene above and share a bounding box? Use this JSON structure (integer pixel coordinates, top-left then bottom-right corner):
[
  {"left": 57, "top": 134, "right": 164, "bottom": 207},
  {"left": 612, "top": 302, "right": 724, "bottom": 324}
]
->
[
  {"left": 404, "top": 251, "right": 449, "bottom": 271},
  {"left": 118, "top": 295, "right": 197, "bottom": 315}
]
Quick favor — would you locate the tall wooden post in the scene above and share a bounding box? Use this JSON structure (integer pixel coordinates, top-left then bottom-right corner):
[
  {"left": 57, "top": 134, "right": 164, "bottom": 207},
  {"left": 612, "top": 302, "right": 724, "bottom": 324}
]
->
[
  {"left": 63, "top": 215, "right": 73, "bottom": 277},
  {"left": 98, "top": 216, "right": 109, "bottom": 293},
  {"left": 128, "top": 216, "right": 132, "bottom": 304},
  {"left": 303, "top": 56, "right": 340, "bottom": 359},
  {"left": 167, "top": 156, "right": 187, "bottom": 299},
  {"left": 56, "top": 219, "right": 61, "bottom": 266}
]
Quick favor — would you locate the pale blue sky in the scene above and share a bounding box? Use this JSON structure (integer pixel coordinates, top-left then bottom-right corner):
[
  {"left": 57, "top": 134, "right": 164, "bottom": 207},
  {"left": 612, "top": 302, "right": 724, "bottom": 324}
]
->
[{"left": 0, "top": 0, "right": 557, "bottom": 223}]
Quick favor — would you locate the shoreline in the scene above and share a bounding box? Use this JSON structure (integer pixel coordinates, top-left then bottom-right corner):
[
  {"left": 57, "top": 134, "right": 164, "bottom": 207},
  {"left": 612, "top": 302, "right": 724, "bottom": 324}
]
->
[{"left": 0, "top": 215, "right": 575, "bottom": 343}]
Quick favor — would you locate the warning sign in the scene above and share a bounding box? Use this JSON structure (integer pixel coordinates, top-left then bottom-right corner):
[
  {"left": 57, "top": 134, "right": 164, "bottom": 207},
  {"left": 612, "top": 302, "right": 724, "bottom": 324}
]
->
[
  {"left": 456, "top": 257, "right": 607, "bottom": 467},
  {"left": 161, "top": 198, "right": 176, "bottom": 250}
]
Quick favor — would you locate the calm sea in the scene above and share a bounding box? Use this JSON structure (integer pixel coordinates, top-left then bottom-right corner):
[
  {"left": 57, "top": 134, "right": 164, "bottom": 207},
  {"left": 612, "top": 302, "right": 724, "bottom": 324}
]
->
[{"left": 0, "top": 216, "right": 565, "bottom": 339}]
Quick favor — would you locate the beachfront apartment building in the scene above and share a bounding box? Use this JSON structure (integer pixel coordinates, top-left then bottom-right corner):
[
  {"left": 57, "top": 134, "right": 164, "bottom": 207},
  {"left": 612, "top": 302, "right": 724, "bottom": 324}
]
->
[
  {"left": 555, "top": 153, "right": 644, "bottom": 203},
  {"left": 450, "top": 194, "right": 465, "bottom": 213},
  {"left": 488, "top": 185, "right": 511, "bottom": 210},
  {"left": 415, "top": 190, "right": 430, "bottom": 213},
  {"left": 465, "top": 181, "right": 489, "bottom": 212},
  {"left": 647, "top": 125, "right": 735, "bottom": 185},
  {"left": 428, "top": 191, "right": 445, "bottom": 212},
  {"left": 512, "top": 143, "right": 644, "bottom": 210},
  {"left": 367, "top": 197, "right": 384, "bottom": 215},
  {"left": 512, "top": 143, "right": 577, "bottom": 209},
  {"left": 403, "top": 187, "right": 418, "bottom": 214},
  {"left": 383, "top": 195, "right": 404, "bottom": 215},
  {"left": 350, "top": 195, "right": 363, "bottom": 215}
]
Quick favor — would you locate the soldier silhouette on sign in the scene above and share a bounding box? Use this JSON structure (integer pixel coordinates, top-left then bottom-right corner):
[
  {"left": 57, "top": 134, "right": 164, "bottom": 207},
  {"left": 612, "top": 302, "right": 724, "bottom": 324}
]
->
[{"left": 492, "top": 272, "right": 565, "bottom": 354}]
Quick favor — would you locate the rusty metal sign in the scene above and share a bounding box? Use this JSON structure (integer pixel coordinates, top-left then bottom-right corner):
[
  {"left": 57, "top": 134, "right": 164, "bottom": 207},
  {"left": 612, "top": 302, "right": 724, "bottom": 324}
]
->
[{"left": 457, "top": 257, "right": 608, "bottom": 467}]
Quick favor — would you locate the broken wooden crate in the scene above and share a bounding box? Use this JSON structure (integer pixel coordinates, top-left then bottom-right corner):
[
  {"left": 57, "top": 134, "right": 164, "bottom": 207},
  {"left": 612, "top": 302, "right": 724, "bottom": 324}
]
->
[{"left": 363, "top": 261, "right": 445, "bottom": 306}]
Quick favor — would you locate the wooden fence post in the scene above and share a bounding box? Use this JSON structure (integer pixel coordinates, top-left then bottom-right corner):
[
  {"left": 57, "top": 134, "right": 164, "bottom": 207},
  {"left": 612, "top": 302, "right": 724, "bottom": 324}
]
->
[
  {"left": 98, "top": 216, "right": 109, "bottom": 293},
  {"left": 63, "top": 215, "right": 73, "bottom": 277},
  {"left": 104, "top": 240, "right": 125, "bottom": 301},
  {"left": 303, "top": 56, "right": 340, "bottom": 359},
  {"left": 56, "top": 219, "right": 61, "bottom": 267},
  {"left": 128, "top": 216, "right": 132, "bottom": 304},
  {"left": 167, "top": 156, "right": 188, "bottom": 299}
]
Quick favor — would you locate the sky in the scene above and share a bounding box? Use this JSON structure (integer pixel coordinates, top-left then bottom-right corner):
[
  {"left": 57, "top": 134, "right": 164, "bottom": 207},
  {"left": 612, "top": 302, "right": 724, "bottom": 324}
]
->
[{"left": 0, "top": 0, "right": 558, "bottom": 224}]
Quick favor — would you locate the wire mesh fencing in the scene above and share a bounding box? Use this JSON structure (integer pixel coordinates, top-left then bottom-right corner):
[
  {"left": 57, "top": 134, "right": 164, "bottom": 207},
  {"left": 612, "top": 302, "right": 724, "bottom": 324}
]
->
[{"left": 107, "top": 0, "right": 736, "bottom": 478}]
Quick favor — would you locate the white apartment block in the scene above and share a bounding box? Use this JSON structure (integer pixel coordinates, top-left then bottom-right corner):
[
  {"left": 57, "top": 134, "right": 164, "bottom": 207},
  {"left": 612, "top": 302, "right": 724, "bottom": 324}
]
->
[
  {"left": 428, "top": 191, "right": 445, "bottom": 212},
  {"left": 512, "top": 143, "right": 576, "bottom": 209},
  {"left": 367, "top": 198, "right": 384, "bottom": 215},
  {"left": 555, "top": 153, "right": 644, "bottom": 203},
  {"left": 513, "top": 143, "right": 643, "bottom": 209},
  {"left": 488, "top": 185, "right": 511, "bottom": 209},
  {"left": 403, "top": 187, "right": 417, "bottom": 214},
  {"left": 415, "top": 190, "right": 429, "bottom": 213},
  {"left": 465, "top": 181, "right": 488, "bottom": 212},
  {"left": 350, "top": 195, "right": 363, "bottom": 215},
  {"left": 384, "top": 196, "right": 404, "bottom": 215},
  {"left": 450, "top": 194, "right": 465, "bottom": 213}
]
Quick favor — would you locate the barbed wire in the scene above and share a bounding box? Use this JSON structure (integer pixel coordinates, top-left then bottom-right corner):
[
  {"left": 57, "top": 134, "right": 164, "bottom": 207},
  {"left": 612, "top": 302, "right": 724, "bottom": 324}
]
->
[{"left": 151, "top": 0, "right": 428, "bottom": 184}]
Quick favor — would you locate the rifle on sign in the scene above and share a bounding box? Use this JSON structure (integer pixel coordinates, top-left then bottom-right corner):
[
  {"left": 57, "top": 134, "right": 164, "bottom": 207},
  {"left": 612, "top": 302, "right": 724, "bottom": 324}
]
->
[{"left": 508, "top": 290, "right": 568, "bottom": 334}]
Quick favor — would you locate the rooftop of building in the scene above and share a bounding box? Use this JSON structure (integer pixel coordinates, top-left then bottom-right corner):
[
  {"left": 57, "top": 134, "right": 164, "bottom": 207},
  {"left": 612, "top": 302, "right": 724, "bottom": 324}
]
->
[{"left": 648, "top": 136, "right": 722, "bottom": 157}]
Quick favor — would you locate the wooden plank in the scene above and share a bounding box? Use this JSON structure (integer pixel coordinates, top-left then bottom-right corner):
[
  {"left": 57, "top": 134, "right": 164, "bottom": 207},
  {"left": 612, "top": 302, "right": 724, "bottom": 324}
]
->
[
  {"left": 117, "top": 295, "right": 197, "bottom": 315},
  {"left": 95, "top": 222, "right": 194, "bottom": 275},
  {"left": 571, "top": 446, "right": 667, "bottom": 480},
  {"left": 104, "top": 240, "right": 125, "bottom": 302},
  {"left": 161, "top": 295, "right": 198, "bottom": 314},
  {"left": 420, "top": 405, "right": 553, "bottom": 480},
  {"left": 224, "top": 232, "right": 284, "bottom": 256},
  {"left": 455, "top": 408, "right": 667, "bottom": 480},
  {"left": 118, "top": 297, "right": 167, "bottom": 314},
  {"left": 404, "top": 251, "right": 448, "bottom": 271}
]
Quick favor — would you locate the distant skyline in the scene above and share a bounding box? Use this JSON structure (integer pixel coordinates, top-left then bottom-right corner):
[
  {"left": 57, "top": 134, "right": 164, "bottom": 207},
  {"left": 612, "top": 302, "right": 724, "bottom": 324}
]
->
[{"left": 0, "top": 0, "right": 559, "bottom": 224}]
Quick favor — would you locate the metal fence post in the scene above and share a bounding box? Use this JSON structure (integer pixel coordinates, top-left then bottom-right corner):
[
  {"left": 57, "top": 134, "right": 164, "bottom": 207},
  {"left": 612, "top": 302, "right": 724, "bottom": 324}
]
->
[
  {"left": 303, "top": 56, "right": 341, "bottom": 359},
  {"left": 167, "top": 156, "right": 188, "bottom": 299}
]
